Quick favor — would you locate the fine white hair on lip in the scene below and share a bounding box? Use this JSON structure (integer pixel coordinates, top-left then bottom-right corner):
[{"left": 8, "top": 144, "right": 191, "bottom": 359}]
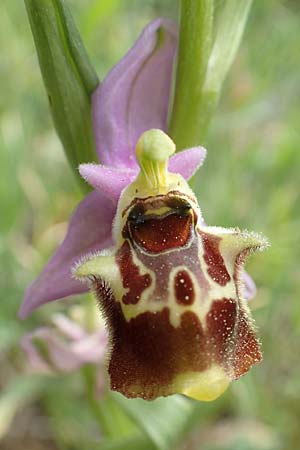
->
[{"left": 71, "top": 247, "right": 114, "bottom": 281}]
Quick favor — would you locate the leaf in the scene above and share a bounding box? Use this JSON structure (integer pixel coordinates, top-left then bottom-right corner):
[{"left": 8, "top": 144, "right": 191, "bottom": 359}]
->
[
  {"left": 169, "top": 0, "right": 253, "bottom": 147},
  {"left": 204, "top": 0, "right": 253, "bottom": 93},
  {"left": 0, "top": 320, "right": 22, "bottom": 351},
  {"left": 112, "top": 393, "right": 197, "bottom": 450},
  {"left": 24, "top": 0, "right": 99, "bottom": 192}
]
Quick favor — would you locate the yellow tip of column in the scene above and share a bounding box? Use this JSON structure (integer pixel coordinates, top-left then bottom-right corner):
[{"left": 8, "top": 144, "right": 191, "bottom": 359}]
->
[{"left": 135, "top": 129, "right": 176, "bottom": 189}]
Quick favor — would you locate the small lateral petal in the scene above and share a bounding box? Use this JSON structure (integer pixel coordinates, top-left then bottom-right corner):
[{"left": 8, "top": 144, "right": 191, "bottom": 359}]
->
[
  {"left": 168, "top": 147, "right": 207, "bottom": 179},
  {"left": 79, "top": 164, "right": 136, "bottom": 202},
  {"left": 19, "top": 191, "right": 114, "bottom": 318},
  {"left": 92, "top": 18, "right": 177, "bottom": 168},
  {"left": 242, "top": 271, "right": 257, "bottom": 300}
]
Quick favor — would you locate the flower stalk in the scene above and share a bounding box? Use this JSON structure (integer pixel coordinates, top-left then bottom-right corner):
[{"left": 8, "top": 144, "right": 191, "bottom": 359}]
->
[
  {"left": 169, "top": 0, "right": 253, "bottom": 148},
  {"left": 169, "top": 0, "right": 214, "bottom": 149},
  {"left": 24, "top": 0, "right": 99, "bottom": 192},
  {"left": 81, "top": 365, "right": 116, "bottom": 438}
]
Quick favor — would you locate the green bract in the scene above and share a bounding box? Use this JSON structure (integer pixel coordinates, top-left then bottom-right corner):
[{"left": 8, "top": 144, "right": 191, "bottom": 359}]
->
[{"left": 25, "top": 0, "right": 99, "bottom": 191}]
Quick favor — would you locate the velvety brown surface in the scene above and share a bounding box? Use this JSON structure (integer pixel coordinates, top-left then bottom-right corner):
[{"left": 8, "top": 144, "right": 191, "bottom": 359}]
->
[
  {"left": 206, "top": 298, "right": 237, "bottom": 371},
  {"left": 199, "top": 231, "right": 231, "bottom": 286},
  {"left": 93, "top": 194, "right": 262, "bottom": 399},
  {"left": 93, "top": 268, "right": 262, "bottom": 399},
  {"left": 107, "top": 305, "right": 209, "bottom": 399},
  {"left": 174, "top": 270, "right": 195, "bottom": 305},
  {"left": 232, "top": 308, "right": 262, "bottom": 378},
  {"left": 129, "top": 212, "right": 193, "bottom": 253},
  {"left": 116, "top": 241, "right": 151, "bottom": 305}
]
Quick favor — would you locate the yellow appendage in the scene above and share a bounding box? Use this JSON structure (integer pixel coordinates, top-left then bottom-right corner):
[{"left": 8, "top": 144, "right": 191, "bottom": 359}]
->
[{"left": 174, "top": 365, "right": 230, "bottom": 401}]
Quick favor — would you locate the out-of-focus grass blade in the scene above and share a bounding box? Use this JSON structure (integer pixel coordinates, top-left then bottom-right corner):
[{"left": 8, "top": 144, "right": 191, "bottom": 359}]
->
[
  {"left": 91, "top": 432, "right": 156, "bottom": 450},
  {"left": 170, "top": 0, "right": 253, "bottom": 147},
  {"left": 83, "top": 0, "right": 121, "bottom": 37},
  {"left": 0, "top": 320, "right": 22, "bottom": 351},
  {"left": 0, "top": 375, "right": 45, "bottom": 439},
  {"left": 204, "top": 0, "right": 253, "bottom": 93},
  {"left": 112, "top": 393, "right": 196, "bottom": 450},
  {"left": 24, "top": 0, "right": 99, "bottom": 192}
]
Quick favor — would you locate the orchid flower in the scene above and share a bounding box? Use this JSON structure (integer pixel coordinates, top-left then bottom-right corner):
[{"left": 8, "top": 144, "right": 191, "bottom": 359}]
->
[
  {"left": 73, "top": 128, "right": 268, "bottom": 401},
  {"left": 20, "top": 19, "right": 268, "bottom": 402}
]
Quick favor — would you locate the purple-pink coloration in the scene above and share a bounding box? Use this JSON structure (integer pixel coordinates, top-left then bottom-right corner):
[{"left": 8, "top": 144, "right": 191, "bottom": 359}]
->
[
  {"left": 21, "top": 313, "right": 107, "bottom": 374},
  {"left": 19, "top": 192, "right": 114, "bottom": 318},
  {"left": 19, "top": 19, "right": 207, "bottom": 319},
  {"left": 19, "top": 18, "right": 255, "bottom": 319},
  {"left": 79, "top": 147, "right": 206, "bottom": 203},
  {"left": 92, "top": 18, "right": 177, "bottom": 168}
]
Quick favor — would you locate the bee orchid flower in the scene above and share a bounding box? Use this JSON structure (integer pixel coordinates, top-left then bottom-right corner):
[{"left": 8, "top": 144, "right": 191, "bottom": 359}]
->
[
  {"left": 73, "top": 129, "right": 268, "bottom": 401},
  {"left": 20, "top": 19, "right": 268, "bottom": 402}
]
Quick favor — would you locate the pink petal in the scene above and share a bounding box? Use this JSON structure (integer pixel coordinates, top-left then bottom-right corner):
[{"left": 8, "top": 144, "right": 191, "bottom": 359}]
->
[
  {"left": 92, "top": 18, "right": 177, "bottom": 168},
  {"left": 242, "top": 271, "right": 257, "bottom": 300},
  {"left": 79, "top": 164, "right": 136, "bottom": 201},
  {"left": 51, "top": 313, "right": 86, "bottom": 340},
  {"left": 47, "top": 331, "right": 107, "bottom": 371},
  {"left": 69, "top": 331, "right": 107, "bottom": 365},
  {"left": 22, "top": 317, "right": 108, "bottom": 374},
  {"left": 22, "top": 328, "right": 107, "bottom": 373},
  {"left": 168, "top": 147, "right": 207, "bottom": 179},
  {"left": 46, "top": 333, "right": 86, "bottom": 371},
  {"left": 19, "top": 191, "right": 115, "bottom": 319}
]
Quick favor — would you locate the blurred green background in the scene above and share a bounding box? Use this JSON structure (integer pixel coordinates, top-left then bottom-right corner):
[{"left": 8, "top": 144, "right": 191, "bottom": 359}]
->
[{"left": 0, "top": 0, "right": 299, "bottom": 449}]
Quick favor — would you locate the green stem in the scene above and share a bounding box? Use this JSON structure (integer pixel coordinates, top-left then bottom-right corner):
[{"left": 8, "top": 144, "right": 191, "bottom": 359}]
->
[
  {"left": 25, "top": 0, "right": 99, "bottom": 193},
  {"left": 169, "top": 0, "right": 214, "bottom": 149},
  {"left": 82, "top": 365, "right": 116, "bottom": 438},
  {"left": 169, "top": 0, "right": 253, "bottom": 149}
]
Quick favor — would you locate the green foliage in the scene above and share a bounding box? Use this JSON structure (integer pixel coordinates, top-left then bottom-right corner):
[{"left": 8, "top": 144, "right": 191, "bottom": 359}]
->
[
  {"left": 25, "top": 0, "right": 99, "bottom": 192},
  {"left": 170, "top": 0, "right": 253, "bottom": 148},
  {"left": 113, "top": 393, "right": 197, "bottom": 450}
]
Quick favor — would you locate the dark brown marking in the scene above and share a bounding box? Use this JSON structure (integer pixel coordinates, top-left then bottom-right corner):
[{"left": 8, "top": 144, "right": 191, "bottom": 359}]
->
[
  {"left": 174, "top": 270, "right": 195, "bottom": 305},
  {"left": 233, "top": 308, "right": 262, "bottom": 378},
  {"left": 200, "top": 231, "right": 231, "bottom": 286},
  {"left": 116, "top": 241, "right": 151, "bottom": 305},
  {"left": 129, "top": 213, "right": 193, "bottom": 253},
  {"left": 232, "top": 251, "right": 262, "bottom": 377},
  {"left": 92, "top": 278, "right": 262, "bottom": 399},
  {"left": 206, "top": 298, "right": 237, "bottom": 372},
  {"left": 107, "top": 306, "right": 210, "bottom": 400},
  {"left": 121, "top": 190, "right": 196, "bottom": 217}
]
